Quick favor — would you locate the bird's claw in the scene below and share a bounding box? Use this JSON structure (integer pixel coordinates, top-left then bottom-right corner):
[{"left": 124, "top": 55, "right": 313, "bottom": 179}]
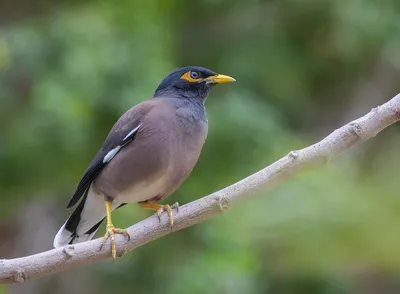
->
[
  {"left": 100, "top": 225, "right": 130, "bottom": 261},
  {"left": 156, "top": 202, "right": 179, "bottom": 227}
]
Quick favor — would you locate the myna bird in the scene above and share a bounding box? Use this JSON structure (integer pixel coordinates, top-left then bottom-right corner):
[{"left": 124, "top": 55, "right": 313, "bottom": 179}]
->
[{"left": 53, "top": 66, "right": 235, "bottom": 260}]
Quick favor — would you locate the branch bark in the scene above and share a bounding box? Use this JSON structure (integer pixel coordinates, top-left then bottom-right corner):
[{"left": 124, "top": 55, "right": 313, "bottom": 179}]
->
[{"left": 1, "top": 93, "right": 400, "bottom": 284}]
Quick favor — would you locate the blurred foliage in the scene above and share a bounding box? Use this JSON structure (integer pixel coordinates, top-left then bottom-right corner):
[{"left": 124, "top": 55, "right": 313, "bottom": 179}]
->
[{"left": 1, "top": 0, "right": 400, "bottom": 293}]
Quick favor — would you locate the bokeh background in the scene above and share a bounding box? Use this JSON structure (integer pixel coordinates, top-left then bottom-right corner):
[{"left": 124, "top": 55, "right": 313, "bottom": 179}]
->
[{"left": 1, "top": 0, "right": 400, "bottom": 293}]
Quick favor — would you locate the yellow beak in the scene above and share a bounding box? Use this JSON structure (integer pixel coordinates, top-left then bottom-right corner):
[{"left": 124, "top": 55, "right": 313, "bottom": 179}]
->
[{"left": 205, "top": 74, "right": 236, "bottom": 84}]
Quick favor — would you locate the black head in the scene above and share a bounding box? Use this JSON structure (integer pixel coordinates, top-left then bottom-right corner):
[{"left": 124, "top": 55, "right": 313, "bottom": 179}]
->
[{"left": 153, "top": 66, "right": 235, "bottom": 100}]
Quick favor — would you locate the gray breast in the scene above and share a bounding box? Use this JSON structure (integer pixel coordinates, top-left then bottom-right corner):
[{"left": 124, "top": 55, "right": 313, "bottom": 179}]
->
[{"left": 154, "top": 99, "right": 208, "bottom": 200}]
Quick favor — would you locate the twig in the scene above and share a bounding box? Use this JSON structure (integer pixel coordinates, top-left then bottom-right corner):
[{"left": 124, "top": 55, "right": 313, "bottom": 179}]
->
[{"left": 1, "top": 93, "right": 400, "bottom": 284}]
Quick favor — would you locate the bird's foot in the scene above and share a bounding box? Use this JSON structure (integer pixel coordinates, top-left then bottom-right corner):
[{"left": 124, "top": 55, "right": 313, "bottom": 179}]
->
[
  {"left": 139, "top": 201, "right": 179, "bottom": 227},
  {"left": 100, "top": 225, "right": 130, "bottom": 261},
  {"left": 156, "top": 202, "right": 179, "bottom": 227}
]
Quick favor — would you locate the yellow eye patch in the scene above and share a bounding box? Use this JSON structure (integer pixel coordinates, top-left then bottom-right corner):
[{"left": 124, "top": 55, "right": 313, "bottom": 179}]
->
[{"left": 180, "top": 71, "right": 202, "bottom": 83}]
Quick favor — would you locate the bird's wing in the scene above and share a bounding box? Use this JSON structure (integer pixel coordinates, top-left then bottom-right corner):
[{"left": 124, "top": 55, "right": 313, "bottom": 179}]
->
[{"left": 66, "top": 101, "right": 155, "bottom": 208}]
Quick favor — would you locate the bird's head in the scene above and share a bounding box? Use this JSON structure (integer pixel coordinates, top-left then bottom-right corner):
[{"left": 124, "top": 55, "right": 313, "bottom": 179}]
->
[{"left": 153, "top": 66, "right": 235, "bottom": 101}]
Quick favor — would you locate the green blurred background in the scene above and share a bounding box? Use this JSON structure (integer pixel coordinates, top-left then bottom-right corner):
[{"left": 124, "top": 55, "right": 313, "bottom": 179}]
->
[{"left": 1, "top": 0, "right": 400, "bottom": 293}]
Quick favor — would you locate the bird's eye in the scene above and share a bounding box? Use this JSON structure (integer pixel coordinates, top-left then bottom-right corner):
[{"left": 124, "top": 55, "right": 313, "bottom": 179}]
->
[
  {"left": 180, "top": 71, "right": 202, "bottom": 82},
  {"left": 190, "top": 71, "right": 200, "bottom": 79}
]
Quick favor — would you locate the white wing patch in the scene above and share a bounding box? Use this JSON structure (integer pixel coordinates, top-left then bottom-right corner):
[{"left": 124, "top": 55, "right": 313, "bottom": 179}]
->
[
  {"left": 103, "top": 146, "right": 121, "bottom": 163},
  {"left": 123, "top": 124, "right": 142, "bottom": 142},
  {"left": 102, "top": 124, "right": 142, "bottom": 164}
]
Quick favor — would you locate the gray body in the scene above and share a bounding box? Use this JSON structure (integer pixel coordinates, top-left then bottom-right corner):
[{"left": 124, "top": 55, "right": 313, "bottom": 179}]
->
[
  {"left": 54, "top": 97, "right": 208, "bottom": 246},
  {"left": 94, "top": 97, "right": 207, "bottom": 204}
]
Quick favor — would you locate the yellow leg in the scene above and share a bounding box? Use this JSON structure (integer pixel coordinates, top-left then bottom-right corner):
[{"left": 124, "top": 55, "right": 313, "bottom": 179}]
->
[
  {"left": 100, "top": 201, "right": 130, "bottom": 261},
  {"left": 139, "top": 201, "right": 179, "bottom": 227}
]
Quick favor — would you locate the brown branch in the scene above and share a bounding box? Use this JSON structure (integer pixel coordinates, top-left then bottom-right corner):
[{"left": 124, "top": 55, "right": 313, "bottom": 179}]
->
[{"left": 1, "top": 93, "right": 400, "bottom": 284}]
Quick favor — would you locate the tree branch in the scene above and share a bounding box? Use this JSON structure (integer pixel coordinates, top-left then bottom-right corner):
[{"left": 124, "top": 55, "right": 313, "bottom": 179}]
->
[{"left": 1, "top": 93, "right": 400, "bottom": 284}]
